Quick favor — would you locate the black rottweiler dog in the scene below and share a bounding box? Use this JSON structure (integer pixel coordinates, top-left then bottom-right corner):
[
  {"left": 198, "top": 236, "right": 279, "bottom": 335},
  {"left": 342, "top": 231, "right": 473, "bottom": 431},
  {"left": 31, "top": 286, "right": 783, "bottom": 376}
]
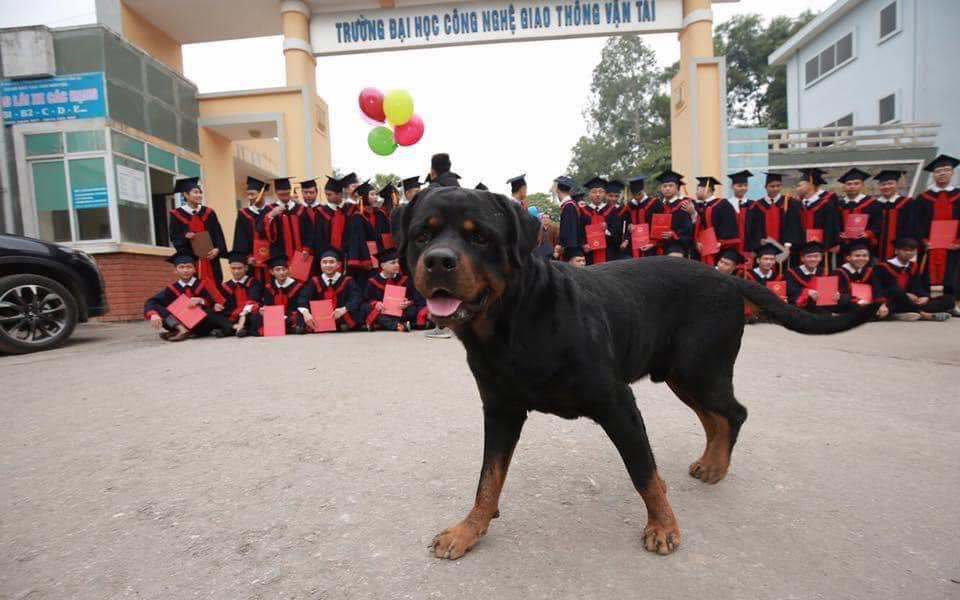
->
[{"left": 400, "top": 186, "right": 877, "bottom": 560}]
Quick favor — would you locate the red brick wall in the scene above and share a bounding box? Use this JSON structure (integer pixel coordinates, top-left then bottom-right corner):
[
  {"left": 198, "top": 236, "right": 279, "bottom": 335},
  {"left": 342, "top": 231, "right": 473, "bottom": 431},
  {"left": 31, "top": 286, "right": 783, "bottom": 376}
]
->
[{"left": 97, "top": 253, "right": 178, "bottom": 322}]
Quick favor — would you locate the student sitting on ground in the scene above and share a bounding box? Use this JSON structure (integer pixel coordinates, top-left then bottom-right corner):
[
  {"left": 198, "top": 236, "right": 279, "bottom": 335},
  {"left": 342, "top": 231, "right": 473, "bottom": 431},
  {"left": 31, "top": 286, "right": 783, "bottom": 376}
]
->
[
  {"left": 144, "top": 253, "right": 232, "bottom": 342},
  {"left": 714, "top": 249, "right": 745, "bottom": 276},
  {"left": 221, "top": 251, "right": 263, "bottom": 337},
  {"left": 784, "top": 241, "right": 851, "bottom": 313},
  {"left": 744, "top": 241, "right": 786, "bottom": 283},
  {"left": 294, "top": 249, "right": 364, "bottom": 332},
  {"left": 875, "top": 237, "right": 955, "bottom": 322},
  {"left": 835, "top": 240, "right": 885, "bottom": 316},
  {"left": 566, "top": 246, "right": 587, "bottom": 267},
  {"left": 362, "top": 248, "right": 428, "bottom": 331},
  {"left": 249, "top": 254, "right": 308, "bottom": 335}
]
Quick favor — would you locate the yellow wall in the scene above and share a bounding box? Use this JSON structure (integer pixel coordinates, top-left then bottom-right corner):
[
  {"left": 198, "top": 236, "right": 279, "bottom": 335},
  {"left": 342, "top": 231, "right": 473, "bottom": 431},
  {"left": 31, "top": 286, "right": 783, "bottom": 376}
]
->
[
  {"left": 198, "top": 127, "right": 236, "bottom": 275},
  {"left": 120, "top": 2, "right": 183, "bottom": 73}
]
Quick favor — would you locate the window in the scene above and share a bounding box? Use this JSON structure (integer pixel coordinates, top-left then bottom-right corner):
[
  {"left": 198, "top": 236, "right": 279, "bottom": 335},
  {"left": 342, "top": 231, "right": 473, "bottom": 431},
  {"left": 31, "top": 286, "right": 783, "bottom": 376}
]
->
[
  {"left": 25, "top": 133, "right": 64, "bottom": 157},
  {"left": 68, "top": 158, "right": 111, "bottom": 241},
  {"left": 879, "top": 93, "right": 897, "bottom": 123},
  {"left": 114, "top": 155, "right": 152, "bottom": 245},
  {"left": 805, "top": 32, "right": 855, "bottom": 86},
  {"left": 880, "top": 1, "right": 898, "bottom": 40},
  {"left": 32, "top": 162, "right": 71, "bottom": 242}
]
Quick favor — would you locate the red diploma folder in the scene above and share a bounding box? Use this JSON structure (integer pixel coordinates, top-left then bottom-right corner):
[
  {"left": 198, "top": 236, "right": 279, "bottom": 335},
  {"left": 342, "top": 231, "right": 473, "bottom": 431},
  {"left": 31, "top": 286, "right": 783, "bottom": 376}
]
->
[
  {"left": 851, "top": 283, "right": 873, "bottom": 304},
  {"left": 381, "top": 233, "right": 396, "bottom": 250},
  {"left": 585, "top": 223, "right": 607, "bottom": 250},
  {"left": 289, "top": 251, "right": 313, "bottom": 281},
  {"left": 651, "top": 214, "right": 672, "bottom": 240},
  {"left": 631, "top": 224, "right": 650, "bottom": 255},
  {"left": 261, "top": 305, "right": 286, "bottom": 336},
  {"left": 309, "top": 300, "right": 336, "bottom": 332},
  {"left": 253, "top": 239, "right": 270, "bottom": 266},
  {"left": 167, "top": 294, "right": 206, "bottom": 329},
  {"left": 382, "top": 283, "right": 407, "bottom": 317},
  {"left": 813, "top": 276, "right": 839, "bottom": 306},
  {"left": 367, "top": 241, "right": 380, "bottom": 269},
  {"left": 806, "top": 229, "right": 824, "bottom": 243},
  {"left": 766, "top": 281, "right": 787, "bottom": 302},
  {"left": 843, "top": 214, "right": 869, "bottom": 239},
  {"left": 928, "top": 220, "right": 958, "bottom": 250},
  {"left": 697, "top": 227, "right": 721, "bottom": 256}
]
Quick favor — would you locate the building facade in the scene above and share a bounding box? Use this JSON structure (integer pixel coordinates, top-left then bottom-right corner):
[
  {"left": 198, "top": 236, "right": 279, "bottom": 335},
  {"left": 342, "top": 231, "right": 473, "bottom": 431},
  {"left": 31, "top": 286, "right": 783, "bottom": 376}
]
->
[{"left": 769, "top": 0, "right": 959, "bottom": 152}]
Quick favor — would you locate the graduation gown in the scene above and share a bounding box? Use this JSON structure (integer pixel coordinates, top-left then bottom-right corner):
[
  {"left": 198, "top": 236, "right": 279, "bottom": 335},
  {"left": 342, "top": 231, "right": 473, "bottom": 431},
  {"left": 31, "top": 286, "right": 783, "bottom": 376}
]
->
[
  {"left": 745, "top": 265, "right": 782, "bottom": 283},
  {"left": 874, "top": 257, "right": 956, "bottom": 314},
  {"left": 695, "top": 198, "right": 741, "bottom": 265},
  {"left": 251, "top": 277, "right": 307, "bottom": 334},
  {"left": 912, "top": 188, "right": 960, "bottom": 290},
  {"left": 143, "top": 277, "right": 231, "bottom": 335},
  {"left": 317, "top": 203, "right": 356, "bottom": 254},
  {"left": 876, "top": 196, "right": 914, "bottom": 261},
  {"left": 557, "top": 199, "right": 583, "bottom": 258},
  {"left": 838, "top": 195, "right": 883, "bottom": 252},
  {"left": 658, "top": 197, "right": 695, "bottom": 256},
  {"left": 835, "top": 263, "right": 884, "bottom": 306},
  {"left": 621, "top": 196, "right": 662, "bottom": 258},
  {"left": 221, "top": 276, "right": 263, "bottom": 322},
  {"left": 745, "top": 196, "right": 789, "bottom": 252},
  {"left": 302, "top": 202, "right": 331, "bottom": 258},
  {"left": 580, "top": 203, "right": 622, "bottom": 264},
  {"left": 232, "top": 205, "right": 269, "bottom": 284},
  {"left": 784, "top": 264, "right": 835, "bottom": 309},
  {"left": 262, "top": 203, "right": 315, "bottom": 268},
  {"left": 362, "top": 272, "right": 429, "bottom": 330},
  {"left": 784, "top": 191, "right": 841, "bottom": 251},
  {"left": 294, "top": 273, "right": 364, "bottom": 331},
  {"left": 168, "top": 205, "right": 227, "bottom": 283}
]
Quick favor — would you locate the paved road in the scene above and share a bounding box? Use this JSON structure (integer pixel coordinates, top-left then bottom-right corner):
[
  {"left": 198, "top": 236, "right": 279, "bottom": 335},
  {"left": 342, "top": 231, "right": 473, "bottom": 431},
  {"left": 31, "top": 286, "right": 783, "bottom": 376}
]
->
[{"left": 1, "top": 320, "right": 959, "bottom": 600}]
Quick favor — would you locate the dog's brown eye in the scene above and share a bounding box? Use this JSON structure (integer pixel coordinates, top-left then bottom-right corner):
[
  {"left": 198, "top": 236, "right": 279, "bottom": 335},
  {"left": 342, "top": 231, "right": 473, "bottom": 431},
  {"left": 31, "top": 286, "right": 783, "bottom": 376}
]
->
[{"left": 470, "top": 232, "right": 488, "bottom": 245}]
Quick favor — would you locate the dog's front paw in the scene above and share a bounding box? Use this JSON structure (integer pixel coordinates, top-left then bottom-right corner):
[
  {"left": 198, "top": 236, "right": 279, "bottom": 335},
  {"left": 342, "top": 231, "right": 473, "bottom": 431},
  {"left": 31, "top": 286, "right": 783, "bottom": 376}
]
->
[
  {"left": 643, "top": 519, "right": 681, "bottom": 556},
  {"left": 429, "top": 521, "right": 483, "bottom": 560}
]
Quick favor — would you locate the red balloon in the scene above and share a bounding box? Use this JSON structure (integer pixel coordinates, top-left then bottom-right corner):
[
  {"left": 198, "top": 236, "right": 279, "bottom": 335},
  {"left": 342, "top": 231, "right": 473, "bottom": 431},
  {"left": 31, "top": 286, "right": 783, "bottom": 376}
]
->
[
  {"left": 359, "top": 87, "right": 385, "bottom": 122},
  {"left": 394, "top": 114, "right": 425, "bottom": 146}
]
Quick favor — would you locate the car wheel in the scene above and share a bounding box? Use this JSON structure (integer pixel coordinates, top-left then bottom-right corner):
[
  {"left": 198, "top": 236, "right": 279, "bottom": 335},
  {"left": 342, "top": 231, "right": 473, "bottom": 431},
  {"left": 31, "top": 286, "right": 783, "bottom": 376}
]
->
[{"left": 0, "top": 274, "right": 79, "bottom": 354}]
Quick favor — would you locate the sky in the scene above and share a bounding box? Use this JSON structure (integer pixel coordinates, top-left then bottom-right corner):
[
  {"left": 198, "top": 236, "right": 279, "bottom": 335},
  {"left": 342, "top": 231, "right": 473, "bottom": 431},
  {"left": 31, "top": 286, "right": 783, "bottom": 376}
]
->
[{"left": 1, "top": 0, "right": 837, "bottom": 195}]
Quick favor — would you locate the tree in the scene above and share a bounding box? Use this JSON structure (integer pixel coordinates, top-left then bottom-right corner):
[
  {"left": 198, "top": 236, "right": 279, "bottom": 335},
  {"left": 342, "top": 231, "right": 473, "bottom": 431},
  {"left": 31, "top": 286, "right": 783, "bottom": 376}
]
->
[
  {"left": 714, "top": 12, "right": 815, "bottom": 129},
  {"left": 525, "top": 192, "right": 559, "bottom": 220},
  {"left": 567, "top": 35, "right": 673, "bottom": 187},
  {"left": 372, "top": 173, "right": 401, "bottom": 191}
]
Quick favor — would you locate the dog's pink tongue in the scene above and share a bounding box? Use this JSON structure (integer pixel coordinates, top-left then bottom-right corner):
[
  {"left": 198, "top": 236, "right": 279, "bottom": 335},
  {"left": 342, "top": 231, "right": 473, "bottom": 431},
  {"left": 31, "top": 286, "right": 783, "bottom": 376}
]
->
[{"left": 427, "top": 297, "right": 463, "bottom": 317}]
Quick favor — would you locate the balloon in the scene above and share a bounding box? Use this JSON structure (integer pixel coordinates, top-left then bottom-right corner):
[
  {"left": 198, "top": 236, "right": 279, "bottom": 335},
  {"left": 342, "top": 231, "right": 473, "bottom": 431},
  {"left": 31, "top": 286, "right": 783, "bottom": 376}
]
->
[
  {"left": 383, "top": 89, "right": 414, "bottom": 126},
  {"left": 394, "top": 114, "right": 425, "bottom": 146},
  {"left": 367, "top": 126, "right": 397, "bottom": 156},
  {"left": 359, "top": 87, "right": 385, "bottom": 122},
  {"left": 527, "top": 206, "right": 540, "bottom": 217}
]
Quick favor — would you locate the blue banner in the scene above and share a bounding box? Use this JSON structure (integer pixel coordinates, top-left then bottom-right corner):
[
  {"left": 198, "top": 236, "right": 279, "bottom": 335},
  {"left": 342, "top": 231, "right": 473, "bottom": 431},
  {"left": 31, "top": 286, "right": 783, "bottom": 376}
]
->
[
  {"left": 72, "top": 186, "right": 109, "bottom": 209},
  {"left": 1, "top": 72, "right": 106, "bottom": 125}
]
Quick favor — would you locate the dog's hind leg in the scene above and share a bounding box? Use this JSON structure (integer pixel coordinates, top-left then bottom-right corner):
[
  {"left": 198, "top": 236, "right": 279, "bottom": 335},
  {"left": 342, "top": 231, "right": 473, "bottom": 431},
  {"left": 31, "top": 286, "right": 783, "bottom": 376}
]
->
[
  {"left": 667, "top": 376, "right": 747, "bottom": 485},
  {"left": 595, "top": 386, "right": 680, "bottom": 555},
  {"left": 430, "top": 405, "right": 526, "bottom": 560}
]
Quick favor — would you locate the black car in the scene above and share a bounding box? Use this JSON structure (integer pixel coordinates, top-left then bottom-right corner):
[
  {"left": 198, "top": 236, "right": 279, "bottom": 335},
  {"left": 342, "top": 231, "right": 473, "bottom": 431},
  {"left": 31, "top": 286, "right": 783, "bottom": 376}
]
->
[{"left": 0, "top": 234, "right": 108, "bottom": 354}]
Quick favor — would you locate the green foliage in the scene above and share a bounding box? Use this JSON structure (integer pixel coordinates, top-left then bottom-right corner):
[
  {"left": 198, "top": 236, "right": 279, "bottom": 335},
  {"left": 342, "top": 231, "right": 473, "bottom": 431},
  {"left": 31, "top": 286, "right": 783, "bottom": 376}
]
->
[
  {"left": 525, "top": 192, "right": 559, "bottom": 220},
  {"left": 371, "top": 173, "right": 401, "bottom": 191}
]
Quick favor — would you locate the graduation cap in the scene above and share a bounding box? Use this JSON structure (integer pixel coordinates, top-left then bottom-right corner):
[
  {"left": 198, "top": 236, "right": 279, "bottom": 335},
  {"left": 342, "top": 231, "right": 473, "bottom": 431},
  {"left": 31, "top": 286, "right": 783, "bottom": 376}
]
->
[
  {"left": 628, "top": 176, "right": 645, "bottom": 193},
  {"left": 797, "top": 167, "right": 827, "bottom": 186},
  {"left": 873, "top": 169, "right": 905, "bottom": 182},
  {"left": 572, "top": 191, "right": 585, "bottom": 202},
  {"left": 324, "top": 175, "right": 344, "bottom": 193},
  {"left": 319, "top": 248, "right": 343, "bottom": 262},
  {"left": 274, "top": 177, "right": 293, "bottom": 191},
  {"left": 226, "top": 250, "right": 248, "bottom": 264},
  {"left": 764, "top": 172, "right": 784, "bottom": 185},
  {"left": 696, "top": 176, "right": 721, "bottom": 189},
  {"left": 474, "top": 182, "right": 489, "bottom": 191},
  {"left": 379, "top": 183, "right": 398, "bottom": 199},
  {"left": 843, "top": 239, "right": 872, "bottom": 255},
  {"left": 894, "top": 237, "right": 919, "bottom": 250},
  {"left": 605, "top": 180, "right": 625, "bottom": 194},
  {"left": 402, "top": 176, "right": 421, "bottom": 191},
  {"left": 507, "top": 174, "right": 527, "bottom": 193},
  {"left": 923, "top": 154, "right": 959, "bottom": 171},
  {"left": 756, "top": 242, "right": 782, "bottom": 257},
  {"left": 837, "top": 168, "right": 870, "bottom": 183},
  {"left": 267, "top": 254, "right": 289, "bottom": 269},
  {"left": 174, "top": 177, "right": 201, "bottom": 195},
  {"left": 800, "top": 240, "right": 825, "bottom": 255},
  {"left": 379, "top": 248, "right": 399, "bottom": 264},
  {"left": 355, "top": 181, "right": 373, "bottom": 198},
  {"left": 341, "top": 172, "right": 359, "bottom": 186},
  {"left": 246, "top": 176, "right": 268, "bottom": 193},
  {"left": 555, "top": 176, "right": 575, "bottom": 192},
  {"left": 718, "top": 249, "right": 746, "bottom": 265},
  {"left": 656, "top": 170, "right": 684, "bottom": 185},
  {"left": 300, "top": 178, "right": 318, "bottom": 190},
  {"left": 728, "top": 170, "right": 753, "bottom": 185},
  {"left": 166, "top": 253, "right": 195, "bottom": 265},
  {"left": 566, "top": 246, "right": 585, "bottom": 259},
  {"left": 584, "top": 176, "right": 607, "bottom": 190}
]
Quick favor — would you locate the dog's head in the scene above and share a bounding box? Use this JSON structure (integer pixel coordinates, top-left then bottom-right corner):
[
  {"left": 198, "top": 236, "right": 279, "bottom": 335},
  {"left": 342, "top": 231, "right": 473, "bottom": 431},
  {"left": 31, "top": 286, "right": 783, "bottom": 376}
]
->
[{"left": 400, "top": 186, "right": 540, "bottom": 332}]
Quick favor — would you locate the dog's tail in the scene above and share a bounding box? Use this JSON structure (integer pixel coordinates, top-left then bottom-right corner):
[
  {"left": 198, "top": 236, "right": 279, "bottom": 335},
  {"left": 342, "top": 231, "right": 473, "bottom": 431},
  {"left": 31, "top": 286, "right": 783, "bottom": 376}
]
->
[{"left": 731, "top": 277, "right": 880, "bottom": 335}]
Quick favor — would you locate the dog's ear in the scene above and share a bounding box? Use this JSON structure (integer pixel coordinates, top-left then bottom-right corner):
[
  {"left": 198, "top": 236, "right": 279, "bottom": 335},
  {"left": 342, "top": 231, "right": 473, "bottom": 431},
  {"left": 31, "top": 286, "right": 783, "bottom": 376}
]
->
[{"left": 488, "top": 192, "right": 539, "bottom": 268}]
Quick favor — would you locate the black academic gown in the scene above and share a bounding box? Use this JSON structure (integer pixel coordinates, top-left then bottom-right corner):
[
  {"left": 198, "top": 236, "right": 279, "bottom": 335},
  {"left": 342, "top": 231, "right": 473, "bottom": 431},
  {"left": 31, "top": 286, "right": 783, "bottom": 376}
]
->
[
  {"left": 143, "top": 277, "right": 231, "bottom": 336},
  {"left": 912, "top": 188, "right": 960, "bottom": 292},
  {"left": 875, "top": 257, "right": 956, "bottom": 314},
  {"left": 232, "top": 205, "right": 269, "bottom": 283},
  {"left": 838, "top": 196, "right": 884, "bottom": 253},
  {"left": 745, "top": 196, "right": 789, "bottom": 252},
  {"left": 784, "top": 191, "right": 842, "bottom": 253},
  {"left": 876, "top": 196, "right": 914, "bottom": 261},
  {"left": 222, "top": 276, "right": 263, "bottom": 323},
  {"left": 621, "top": 196, "right": 662, "bottom": 258},
  {"left": 362, "top": 272, "right": 428, "bottom": 331},
  {"left": 262, "top": 203, "right": 315, "bottom": 265},
  {"left": 294, "top": 273, "right": 364, "bottom": 331},
  {"left": 695, "top": 198, "right": 741, "bottom": 264},
  {"left": 659, "top": 197, "right": 695, "bottom": 256},
  {"left": 251, "top": 277, "right": 307, "bottom": 334},
  {"left": 168, "top": 205, "right": 227, "bottom": 282},
  {"left": 557, "top": 199, "right": 583, "bottom": 259},
  {"left": 580, "top": 203, "right": 623, "bottom": 264}
]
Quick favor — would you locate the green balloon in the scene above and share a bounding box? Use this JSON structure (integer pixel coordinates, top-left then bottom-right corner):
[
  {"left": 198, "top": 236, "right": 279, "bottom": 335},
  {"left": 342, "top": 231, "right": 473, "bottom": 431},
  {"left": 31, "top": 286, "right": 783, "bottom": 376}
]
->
[{"left": 367, "top": 126, "right": 397, "bottom": 156}]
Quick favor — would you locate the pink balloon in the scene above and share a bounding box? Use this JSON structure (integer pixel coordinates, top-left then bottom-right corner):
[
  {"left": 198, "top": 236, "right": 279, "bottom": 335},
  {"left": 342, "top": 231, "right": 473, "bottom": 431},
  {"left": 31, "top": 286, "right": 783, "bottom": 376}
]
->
[
  {"left": 358, "top": 87, "right": 385, "bottom": 122},
  {"left": 394, "top": 114, "right": 424, "bottom": 146}
]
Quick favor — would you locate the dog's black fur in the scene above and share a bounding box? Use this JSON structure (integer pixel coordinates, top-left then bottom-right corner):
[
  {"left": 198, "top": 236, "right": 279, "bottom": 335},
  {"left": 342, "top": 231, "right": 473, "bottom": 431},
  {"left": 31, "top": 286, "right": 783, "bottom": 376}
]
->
[{"left": 400, "top": 186, "right": 878, "bottom": 559}]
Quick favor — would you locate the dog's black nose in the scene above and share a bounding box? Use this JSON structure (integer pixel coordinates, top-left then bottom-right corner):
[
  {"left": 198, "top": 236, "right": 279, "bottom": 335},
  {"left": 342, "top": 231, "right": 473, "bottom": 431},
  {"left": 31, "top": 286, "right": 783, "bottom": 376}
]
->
[{"left": 423, "top": 247, "right": 459, "bottom": 273}]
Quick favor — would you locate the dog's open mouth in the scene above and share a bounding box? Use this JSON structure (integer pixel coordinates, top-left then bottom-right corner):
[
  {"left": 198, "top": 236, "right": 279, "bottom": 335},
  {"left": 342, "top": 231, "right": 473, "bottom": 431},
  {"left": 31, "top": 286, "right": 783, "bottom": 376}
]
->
[{"left": 426, "top": 288, "right": 489, "bottom": 323}]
